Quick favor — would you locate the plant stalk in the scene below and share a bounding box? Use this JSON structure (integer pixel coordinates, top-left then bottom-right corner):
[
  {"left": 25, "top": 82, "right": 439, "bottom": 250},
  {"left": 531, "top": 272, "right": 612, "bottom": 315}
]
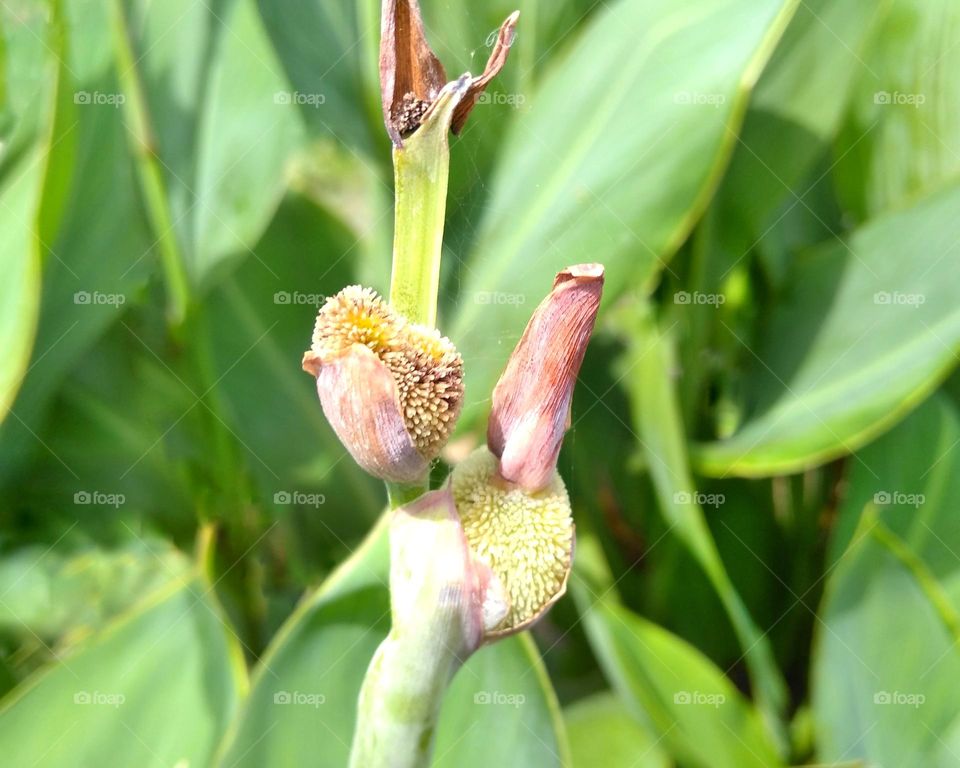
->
[
  {"left": 349, "top": 492, "right": 481, "bottom": 768},
  {"left": 353, "top": 76, "right": 474, "bottom": 768},
  {"left": 388, "top": 76, "right": 470, "bottom": 327}
]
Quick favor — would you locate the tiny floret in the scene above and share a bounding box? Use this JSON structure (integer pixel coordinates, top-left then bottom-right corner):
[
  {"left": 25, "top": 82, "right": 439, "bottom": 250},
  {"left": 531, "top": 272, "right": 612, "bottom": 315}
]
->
[{"left": 451, "top": 447, "right": 574, "bottom": 636}]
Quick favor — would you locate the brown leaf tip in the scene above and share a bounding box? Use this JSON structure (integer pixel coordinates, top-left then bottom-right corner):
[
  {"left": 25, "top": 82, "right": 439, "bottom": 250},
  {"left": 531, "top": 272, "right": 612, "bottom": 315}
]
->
[
  {"left": 380, "top": 0, "right": 520, "bottom": 143},
  {"left": 487, "top": 263, "right": 604, "bottom": 491}
]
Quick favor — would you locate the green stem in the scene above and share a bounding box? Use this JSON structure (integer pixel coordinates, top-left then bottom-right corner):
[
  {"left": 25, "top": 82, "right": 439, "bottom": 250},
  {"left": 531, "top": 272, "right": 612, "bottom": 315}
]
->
[
  {"left": 110, "top": 0, "right": 190, "bottom": 330},
  {"left": 386, "top": 479, "right": 430, "bottom": 510},
  {"left": 388, "top": 77, "right": 469, "bottom": 327},
  {"left": 350, "top": 494, "right": 479, "bottom": 768},
  {"left": 354, "top": 78, "right": 476, "bottom": 768}
]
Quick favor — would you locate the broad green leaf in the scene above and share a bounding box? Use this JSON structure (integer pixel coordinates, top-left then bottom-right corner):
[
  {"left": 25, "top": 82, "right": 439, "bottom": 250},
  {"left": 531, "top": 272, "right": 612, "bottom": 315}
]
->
[
  {"left": 432, "top": 633, "right": 569, "bottom": 768},
  {"left": 119, "top": 0, "right": 305, "bottom": 284},
  {"left": 694, "top": 180, "right": 960, "bottom": 478},
  {"left": 714, "top": 0, "right": 885, "bottom": 256},
  {"left": 0, "top": 147, "right": 44, "bottom": 425},
  {"left": 812, "top": 501, "right": 960, "bottom": 765},
  {"left": 813, "top": 391, "right": 960, "bottom": 768},
  {"left": 614, "top": 301, "right": 787, "bottom": 733},
  {"left": 573, "top": 571, "right": 783, "bottom": 768},
  {"left": 0, "top": 3, "right": 62, "bottom": 427},
  {"left": 256, "top": 1, "right": 375, "bottom": 152},
  {"left": 0, "top": 0, "right": 155, "bottom": 484},
  {"left": 828, "top": 394, "right": 960, "bottom": 584},
  {"left": 0, "top": 575, "right": 247, "bottom": 767},
  {"left": 218, "top": 515, "right": 569, "bottom": 767},
  {"left": 192, "top": 0, "right": 304, "bottom": 283},
  {"left": 449, "top": 0, "right": 800, "bottom": 426},
  {"left": 835, "top": 0, "right": 960, "bottom": 220},
  {"left": 565, "top": 692, "right": 670, "bottom": 768},
  {"left": 0, "top": 1, "right": 54, "bottom": 150}
]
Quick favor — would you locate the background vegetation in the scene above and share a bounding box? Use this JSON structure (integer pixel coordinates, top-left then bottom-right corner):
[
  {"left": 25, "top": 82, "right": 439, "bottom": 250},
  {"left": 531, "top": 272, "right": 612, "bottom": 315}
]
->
[{"left": 1, "top": 0, "right": 958, "bottom": 765}]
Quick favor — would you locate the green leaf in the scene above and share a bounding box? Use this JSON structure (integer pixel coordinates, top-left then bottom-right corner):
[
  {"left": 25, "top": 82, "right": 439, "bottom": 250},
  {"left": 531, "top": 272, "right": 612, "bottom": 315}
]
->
[
  {"left": 191, "top": 0, "right": 304, "bottom": 283},
  {"left": 827, "top": 394, "right": 960, "bottom": 581},
  {"left": 0, "top": 0, "right": 156, "bottom": 483},
  {"left": 694, "top": 179, "right": 960, "bottom": 478},
  {"left": 118, "top": 0, "right": 304, "bottom": 286},
  {"left": 614, "top": 301, "right": 787, "bottom": 734},
  {"left": 0, "top": 147, "right": 44, "bottom": 425},
  {"left": 449, "top": 0, "right": 800, "bottom": 426},
  {"left": 0, "top": 575, "right": 246, "bottom": 767},
  {"left": 714, "top": 0, "right": 885, "bottom": 254},
  {"left": 565, "top": 692, "right": 670, "bottom": 768},
  {"left": 218, "top": 515, "right": 569, "bottom": 767},
  {"left": 432, "top": 633, "right": 569, "bottom": 768},
  {"left": 572, "top": 559, "right": 783, "bottom": 768},
  {"left": 835, "top": 0, "right": 960, "bottom": 220},
  {"left": 812, "top": 409, "right": 960, "bottom": 768}
]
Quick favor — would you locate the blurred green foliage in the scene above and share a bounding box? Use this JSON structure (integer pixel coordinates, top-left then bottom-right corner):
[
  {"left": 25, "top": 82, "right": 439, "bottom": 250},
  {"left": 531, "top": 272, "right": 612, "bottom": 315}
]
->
[{"left": 1, "top": 0, "right": 959, "bottom": 765}]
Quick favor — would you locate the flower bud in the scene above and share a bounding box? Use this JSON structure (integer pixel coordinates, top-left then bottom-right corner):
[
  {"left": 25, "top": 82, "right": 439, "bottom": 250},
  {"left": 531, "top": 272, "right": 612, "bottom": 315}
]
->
[
  {"left": 488, "top": 264, "right": 604, "bottom": 491},
  {"left": 450, "top": 447, "right": 574, "bottom": 638},
  {"left": 302, "top": 286, "right": 464, "bottom": 483}
]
